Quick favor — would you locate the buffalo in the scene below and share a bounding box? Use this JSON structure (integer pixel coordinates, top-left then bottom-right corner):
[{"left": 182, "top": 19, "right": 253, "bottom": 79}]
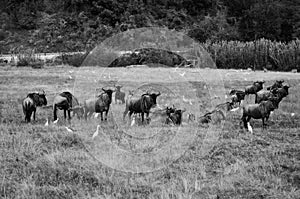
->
[
  {"left": 255, "top": 89, "right": 278, "bottom": 104},
  {"left": 198, "top": 109, "right": 225, "bottom": 126},
  {"left": 266, "top": 80, "right": 284, "bottom": 90},
  {"left": 229, "top": 89, "right": 245, "bottom": 106},
  {"left": 245, "top": 80, "right": 265, "bottom": 95},
  {"left": 198, "top": 112, "right": 213, "bottom": 125},
  {"left": 83, "top": 97, "right": 98, "bottom": 120},
  {"left": 255, "top": 84, "right": 290, "bottom": 106},
  {"left": 114, "top": 85, "right": 125, "bottom": 104},
  {"left": 166, "top": 107, "right": 186, "bottom": 126},
  {"left": 22, "top": 91, "right": 47, "bottom": 122},
  {"left": 123, "top": 91, "right": 161, "bottom": 124},
  {"left": 148, "top": 105, "right": 176, "bottom": 125},
  {"left": 276, "top": 85, "right": 290, "bottom": 99},
  {"left": 187, "top": 112, "right": 196, "bottom": 123},
  {"left": 53, "top": 91, "right": 83, "bottom": 121},
  {"left": 215, "top": 101, "right": 234, "bottom": 112},
  {"left": 92, "top": 88, "right": 115, "bottom": 121},
  {"left": 241, "top": 97, "right": 278, "bottom": 130}
]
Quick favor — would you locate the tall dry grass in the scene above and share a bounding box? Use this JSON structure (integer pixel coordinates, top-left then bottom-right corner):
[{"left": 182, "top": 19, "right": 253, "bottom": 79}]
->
[
  {"left": 203, "top": 39, "right": 300, "bottom": 71},
  {"left": 0, "top": 66, "right": 299, "bottom": 198}
]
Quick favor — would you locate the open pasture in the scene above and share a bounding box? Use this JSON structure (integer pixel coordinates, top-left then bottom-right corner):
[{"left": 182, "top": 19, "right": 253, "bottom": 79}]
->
[{"left": 0, "top": 65, "right": 300, "bottom": 198}]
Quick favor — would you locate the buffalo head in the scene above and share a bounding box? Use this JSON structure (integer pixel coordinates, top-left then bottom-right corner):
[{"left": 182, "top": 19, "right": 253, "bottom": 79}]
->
[
  {"left": 102, "top": 88, "right": 115, "bottom": 98},
  {"left": 37, "top": 90, "right": 47, "bottom": 106},
  {"left": 115, "top": 85, "right": 123, "bottom": 91},
  {"left": 148, "top": 91, "right": 161, "bottom": 107}
]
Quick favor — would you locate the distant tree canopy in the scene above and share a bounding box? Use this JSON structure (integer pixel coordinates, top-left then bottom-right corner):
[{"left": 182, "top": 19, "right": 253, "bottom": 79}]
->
[{"left": 0, "top": 0, "right": 299, "bottom": 53}]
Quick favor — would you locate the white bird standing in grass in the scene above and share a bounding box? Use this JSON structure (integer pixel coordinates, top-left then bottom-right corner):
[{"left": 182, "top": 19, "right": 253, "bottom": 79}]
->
[
  {"left": 44, "top": 118, "right": 49, "bottom": 126},
  {"left": 65, "top": 126, "right": 76, "bottom": 133},
  {"left": 291, "top": 113, "right": 295, "bottom": 117},
  {"left": 92, "top": 125, "right": 101, "bottom": 139},
  {"left": 230, "top": 107, "right": 239, "bottom": 112},
  {"left": 53, "top": 118, "right": 59, "bottom": 124},
  {"left": 182, "top": 95, "right": 193, "bottom": 105},
  {"left": 131, "top": 115, "right": 136, "bottom": 127},
  {"left": 247, "top": 122, "right": 253, "bottom": 134},
  {"left": 178, "top": 71, "right": 186, "bottom": 77}
]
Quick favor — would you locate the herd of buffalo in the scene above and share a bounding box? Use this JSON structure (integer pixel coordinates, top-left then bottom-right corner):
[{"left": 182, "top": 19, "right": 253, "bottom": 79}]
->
[{"left": 22, "top": 79, "right": 290, "bottom": 132}]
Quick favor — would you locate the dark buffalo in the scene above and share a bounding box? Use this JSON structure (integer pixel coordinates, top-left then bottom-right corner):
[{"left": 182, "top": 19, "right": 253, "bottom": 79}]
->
[
  {"left": 123, "top": 91, "right": 161, "bottom": 124},
  {"left": 241, "top": 97, "right": 278, "bottom": 130},
  {"left": 94, "top": 88, "right": 114, "bottom": 121},
  {"left": 256, "top": 84, "right": 289, "bottom": 106},
  {"left": 266, "top": 80, "right": 284, "bottom": 90},
  {"left": 53, "top": 91, "right": 83, "bottom": 121},
  {"left": 255, "top": 89, "right": 278, "bottom": 104},
  {"left": 148, "top": 106, "right": 176, "bottom": 125},
  {"left": 229, "top": 89, "right": 245, "bottom": 106},
  {"left": 276, "top": 85, "right": 290, "bottom": 99},
  {"left": 245, "top": 80, "right": 265, "bottom": 95},
  {"left": 166, "top": 107, "right": 186, "bottom": 126},
  {"left": 22, "top": 91, "right": 47, "bottom": 122}
]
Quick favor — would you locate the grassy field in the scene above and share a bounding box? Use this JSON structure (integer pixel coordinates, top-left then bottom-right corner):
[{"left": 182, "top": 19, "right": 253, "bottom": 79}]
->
[{"left": 0, "top": 65, "right": 300, "bottom": 199}]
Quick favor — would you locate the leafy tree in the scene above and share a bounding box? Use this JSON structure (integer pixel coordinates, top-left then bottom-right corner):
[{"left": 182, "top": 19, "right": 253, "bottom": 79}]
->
[{"left": 239, "top": 0, "right": 299, "bottom": 41}]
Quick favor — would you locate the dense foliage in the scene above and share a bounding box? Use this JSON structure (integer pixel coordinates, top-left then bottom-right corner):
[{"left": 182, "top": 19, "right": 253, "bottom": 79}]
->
[{"left": 0, "top": 0, "right": 299, "bottom": 54}]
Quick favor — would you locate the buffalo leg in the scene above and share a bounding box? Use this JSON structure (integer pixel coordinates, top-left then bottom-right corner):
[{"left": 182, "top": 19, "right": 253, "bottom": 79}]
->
[
  {"left": 105, "top": 111, "right": 108, "bottom": 121},
  {"left": 262, "top": 118, "right": 265, "bottom": 129},
  {"left": 33, "top": 110, "right": 36, "bottom": 121},
  {"left": 123, "top": 108, "right": 129, "bottom": 121},
  {"left": 84, "top": 111, "right": 88, "bottom": 120},
  {"left": 146, "top": 112, "right": 150, "bottom": 124},
  {"left": 241, "top": 115, "right": 247, "bottom": 129},
  {"left": 64, "top": 110, "right": 67, "bottom": 120},
  {"left": 100, "top": 112, "right": 103, "bottom": 121},
  {"left": 266, "top": 114, "right": 270, "bottom": 122},
  {"left": 25, "top": 111, "right": 31, "bottom": 123},
  {"left": 53, "top": 105, "right": 57, "bottom": 121},
  {"left": 141, "top": 112, "right": 144, "bottom": 124},
  {"left": 68, "top": 110, "right": 71, "bottom": 120}
]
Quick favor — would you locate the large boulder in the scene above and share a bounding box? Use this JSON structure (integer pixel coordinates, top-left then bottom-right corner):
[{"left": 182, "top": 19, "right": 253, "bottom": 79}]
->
[{"left": 107, "top": 48, "right": 189, "bottom": 67}]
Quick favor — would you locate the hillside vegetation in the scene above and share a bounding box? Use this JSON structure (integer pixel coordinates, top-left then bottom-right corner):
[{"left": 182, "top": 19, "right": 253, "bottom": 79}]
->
[{"left": 0, "top": 0, "right": 299, "bottom": 54}]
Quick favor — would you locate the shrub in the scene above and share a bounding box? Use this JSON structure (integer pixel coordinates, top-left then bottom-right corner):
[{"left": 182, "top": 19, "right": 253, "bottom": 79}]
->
[
  {"left": 16, "top": 48, "right": 44, "bottom": 68},
  {"left": 61, "top": 52, "right": 89, "bottom": 67}
]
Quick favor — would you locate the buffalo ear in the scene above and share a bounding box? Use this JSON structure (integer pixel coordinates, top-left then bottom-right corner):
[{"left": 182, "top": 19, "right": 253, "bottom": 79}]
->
[
  {"left": 157, "top": 91, "right": 161, "bottom": 96},
  {"left": 102, "top": 88, "right": 106, "bottom": 92}
]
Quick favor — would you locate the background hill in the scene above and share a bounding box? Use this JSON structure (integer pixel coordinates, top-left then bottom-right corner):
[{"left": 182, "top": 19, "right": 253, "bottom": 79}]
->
[{"left": 0, "top": 0, "right": 299, "bottom": 54}]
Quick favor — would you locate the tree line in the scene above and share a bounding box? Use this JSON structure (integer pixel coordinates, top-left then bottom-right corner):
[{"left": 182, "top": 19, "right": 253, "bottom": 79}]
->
[{"left": 0, "top": 0, "right": 299, "bottom": 53}]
